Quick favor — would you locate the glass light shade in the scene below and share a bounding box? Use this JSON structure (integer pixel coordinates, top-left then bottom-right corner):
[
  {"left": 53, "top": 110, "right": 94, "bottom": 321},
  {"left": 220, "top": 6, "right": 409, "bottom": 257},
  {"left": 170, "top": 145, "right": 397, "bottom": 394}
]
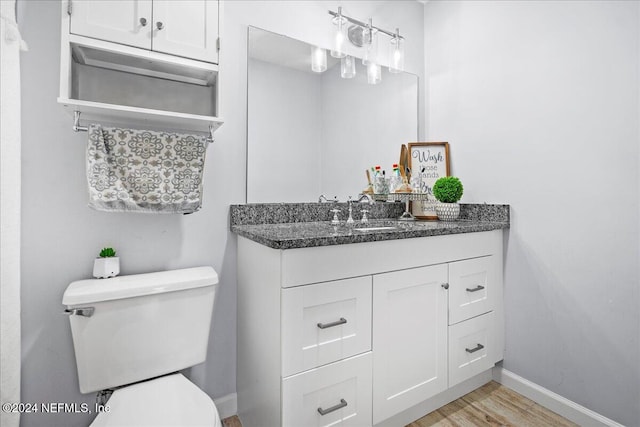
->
[
  {"left": 311, "top": 46, "right": 327, "bottom": 73},
  {"left": 367, "top": 62, "right": 381, "bottom": 85},
  {"left": 341, "top": 55, "right": 356, "bottom": 79},
  {"left": 330, "top": 17, "right": 347, "bottom": 58},
  {"left": 389, "top": 36, "right": 405, "bottom": 73},
  {"left": 362, "top": 29, "right": 378, "bottom": 66}
]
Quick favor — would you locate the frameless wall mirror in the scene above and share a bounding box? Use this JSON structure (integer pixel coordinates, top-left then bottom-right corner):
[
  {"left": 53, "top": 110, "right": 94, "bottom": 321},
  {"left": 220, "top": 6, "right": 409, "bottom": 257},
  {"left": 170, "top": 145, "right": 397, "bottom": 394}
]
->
[{"left": 247, "top": 26, "right": 418, "bottom": 203}]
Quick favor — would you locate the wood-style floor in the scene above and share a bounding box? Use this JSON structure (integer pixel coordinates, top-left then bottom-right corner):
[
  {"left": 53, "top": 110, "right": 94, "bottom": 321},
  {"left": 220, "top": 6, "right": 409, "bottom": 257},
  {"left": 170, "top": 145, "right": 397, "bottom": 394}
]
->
[
  {"left": 222, "top": 381, "right": 578, "bottom": 427},
  {"left": 407, "top": 381, "right": 578, "bottom": 427},
  {"left": 223, "top": 415, "right": 243, "bottom": 427}
]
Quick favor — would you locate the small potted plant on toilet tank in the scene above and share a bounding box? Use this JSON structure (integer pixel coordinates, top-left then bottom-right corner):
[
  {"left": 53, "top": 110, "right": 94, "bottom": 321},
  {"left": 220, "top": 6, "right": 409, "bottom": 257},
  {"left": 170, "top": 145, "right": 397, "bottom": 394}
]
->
[
  {"left": 433, "top": 176, "right": 464, "bottom": 221},
  {"left": 93, "top": 247, "right": 120, "bottom": 279}
]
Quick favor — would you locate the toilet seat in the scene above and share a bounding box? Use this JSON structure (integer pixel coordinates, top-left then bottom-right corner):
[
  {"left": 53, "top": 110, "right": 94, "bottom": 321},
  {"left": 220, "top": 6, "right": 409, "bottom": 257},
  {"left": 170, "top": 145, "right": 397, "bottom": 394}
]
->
[{"left": 90, "top": 373, "right": 221, "bottom": 427}]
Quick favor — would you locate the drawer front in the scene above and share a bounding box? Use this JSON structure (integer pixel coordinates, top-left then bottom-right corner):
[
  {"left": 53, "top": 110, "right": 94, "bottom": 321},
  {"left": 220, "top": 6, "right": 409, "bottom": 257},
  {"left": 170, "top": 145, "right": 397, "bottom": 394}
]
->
[
  {"left": 282, "top": 352, "right": 372, "bottom": 427},
  {"left": 448, "top": 311, "right": 495, "bottom": 387},
  {"left": 448, "top": 256, "right": 495, "bottom": 324},
  {"left": 282, "top": 276, "right": 372, "bottom": 377}
]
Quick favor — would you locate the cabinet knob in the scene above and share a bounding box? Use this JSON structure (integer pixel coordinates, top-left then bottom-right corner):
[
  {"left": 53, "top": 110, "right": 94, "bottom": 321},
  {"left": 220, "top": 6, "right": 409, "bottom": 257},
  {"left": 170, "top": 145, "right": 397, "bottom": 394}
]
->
[
  {"left": 441, "top": 283, "right": 449, "bottom": 290},
  {"left": 156, "top": 21, "right": 164, "bottom": 30},
  {"left": 139, "top": 17, "right": 147, "bottom": 26}
]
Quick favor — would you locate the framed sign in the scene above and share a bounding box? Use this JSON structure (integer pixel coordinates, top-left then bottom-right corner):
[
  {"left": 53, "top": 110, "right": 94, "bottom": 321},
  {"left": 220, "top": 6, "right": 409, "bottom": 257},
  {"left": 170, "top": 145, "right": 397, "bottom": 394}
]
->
[{"left": 408, "top": 142, "right": 450, "bottom": 220}]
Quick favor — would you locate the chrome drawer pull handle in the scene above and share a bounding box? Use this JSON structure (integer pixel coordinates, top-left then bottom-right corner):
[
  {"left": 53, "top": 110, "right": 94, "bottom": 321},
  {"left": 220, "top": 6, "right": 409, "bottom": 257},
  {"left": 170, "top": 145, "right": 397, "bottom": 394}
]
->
[
  {"left": 465, "top": 343, "right": 484, "bottom": 353},
  {"left": 317, "top": 317, "right": 347, "bottom": 329},
  {"left": 441, "top": 283, "right": 449, "bottom": 290},
  {"left": 317, "top": 399, "right": 347, "bottom": 416},
  {"left": 63, "top": 307, "right": 94, "bottom": 317},
  {"left": 139, "top": 17, "right": 147, "bottom": 26},
  {"left": 466, "top": 285, "right": 485, "bottom": 292}
]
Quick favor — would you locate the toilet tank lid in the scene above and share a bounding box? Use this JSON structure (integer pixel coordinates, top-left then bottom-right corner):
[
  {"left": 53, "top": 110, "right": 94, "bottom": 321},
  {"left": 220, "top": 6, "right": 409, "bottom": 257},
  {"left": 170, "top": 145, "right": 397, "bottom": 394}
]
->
[{"left": 63, "top": 266, "right": 219, "bottom": 306}]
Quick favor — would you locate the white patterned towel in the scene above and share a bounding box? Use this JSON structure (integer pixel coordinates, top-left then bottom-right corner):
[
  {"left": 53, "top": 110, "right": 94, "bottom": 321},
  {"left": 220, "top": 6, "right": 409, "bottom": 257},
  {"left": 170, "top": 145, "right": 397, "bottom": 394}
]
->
[{"left": 86, "top": 124, "right": 208, "bottom": 214}]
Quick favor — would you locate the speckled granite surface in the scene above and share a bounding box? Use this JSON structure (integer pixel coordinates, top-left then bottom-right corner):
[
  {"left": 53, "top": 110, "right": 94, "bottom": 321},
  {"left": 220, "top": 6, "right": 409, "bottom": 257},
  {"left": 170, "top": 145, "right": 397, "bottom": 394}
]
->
[
  {"left": 229, "top": 202, "right": 406, "bottom": 225},
  {"left": 230, "top": 203, "right": 509, "bottom": 250}
]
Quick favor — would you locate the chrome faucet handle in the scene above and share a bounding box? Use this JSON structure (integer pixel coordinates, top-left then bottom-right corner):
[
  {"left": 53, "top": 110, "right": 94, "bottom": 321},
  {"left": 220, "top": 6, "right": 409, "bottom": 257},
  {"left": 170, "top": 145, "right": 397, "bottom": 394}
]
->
[
  {"left": 361, "top": 209, "right": 369, "bottom": 224},
  {"left": 319, "top": 195, "right": 328, "bottom": 203},
  {"left": 330, "top": 208, "right": 341, "bottom": 225}
]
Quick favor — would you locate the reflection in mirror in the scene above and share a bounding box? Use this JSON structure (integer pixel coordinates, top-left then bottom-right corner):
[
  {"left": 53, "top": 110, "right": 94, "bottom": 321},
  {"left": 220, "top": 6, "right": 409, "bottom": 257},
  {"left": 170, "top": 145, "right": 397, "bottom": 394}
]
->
[{"left": 247, "top": 27, "right": 418, "bottom": 203}]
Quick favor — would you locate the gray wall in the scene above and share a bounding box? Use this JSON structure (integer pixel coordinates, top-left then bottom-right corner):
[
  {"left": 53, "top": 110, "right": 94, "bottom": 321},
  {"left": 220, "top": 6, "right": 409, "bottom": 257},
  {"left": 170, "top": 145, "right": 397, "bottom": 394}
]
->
[
  {"left": 424, "top": 1, "right": 640, "bottom": 425},
  {"left": 19, "top": 2, "right": 240, "bottom": 426},
  {"left": 18, "top": 2, "right": 424, "bottom": 426}
]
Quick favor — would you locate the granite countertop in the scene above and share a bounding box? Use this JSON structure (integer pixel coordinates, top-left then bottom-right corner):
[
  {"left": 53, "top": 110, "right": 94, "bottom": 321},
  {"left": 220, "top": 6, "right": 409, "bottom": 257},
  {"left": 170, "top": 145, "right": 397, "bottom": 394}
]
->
[{"left": 230, "top": 203, "right": 509, "bottom": 250}]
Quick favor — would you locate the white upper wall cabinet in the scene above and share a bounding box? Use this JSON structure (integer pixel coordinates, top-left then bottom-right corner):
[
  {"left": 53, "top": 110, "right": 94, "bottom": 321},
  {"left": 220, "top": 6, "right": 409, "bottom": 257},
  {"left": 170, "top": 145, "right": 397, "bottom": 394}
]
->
[
  {"left": 69, "top": 0, "right": 153, "bottom": 50},
  {"left": 152, "top": 1, "right": 219, "bottom": 63},
  {"left": 59, "top": 0, "right": 222, "bottom": 133},
  {"left": 69, "top": 0, "right": 218, "bottom": 64}
]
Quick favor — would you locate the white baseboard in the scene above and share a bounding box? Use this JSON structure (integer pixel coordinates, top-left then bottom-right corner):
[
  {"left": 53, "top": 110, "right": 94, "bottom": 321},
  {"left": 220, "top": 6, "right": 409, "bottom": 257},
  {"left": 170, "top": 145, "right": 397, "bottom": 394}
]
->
[
  {"left": 492, "top": 367, "right": 623, "bottom": 427},
  {"left": 216, "top": 369, "right": 624, "bottom": 425},
  {"left": 214, "top": 392, "right": 237, "bottom": 420}
]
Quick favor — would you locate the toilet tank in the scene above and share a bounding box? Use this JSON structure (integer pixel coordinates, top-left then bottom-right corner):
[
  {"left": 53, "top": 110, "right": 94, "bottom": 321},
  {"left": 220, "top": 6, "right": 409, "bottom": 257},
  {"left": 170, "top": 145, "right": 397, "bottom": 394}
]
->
[{"left": 62, "top": 266, "right": 218, "bottom": 394}]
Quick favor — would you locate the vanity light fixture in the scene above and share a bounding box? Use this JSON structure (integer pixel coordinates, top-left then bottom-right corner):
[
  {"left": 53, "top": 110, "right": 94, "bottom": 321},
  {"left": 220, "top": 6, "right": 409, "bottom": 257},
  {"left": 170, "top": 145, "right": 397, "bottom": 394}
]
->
[
  {"left": 362, "top": 18, "right": 378, "bottom": 66},
  {"left": 389, "top": 28, "right": 405, "bottom": 73},
  {"left": 367, "top": 62, "right": 381, "bottom": 85},
  {"left": 328, "top": 8, "right": 405, "bottom": 83},
  {"left": 330, "top": 7, "right": 347, "bottom": 58},
  {"left": 311, "top": 46, "right": 327, "bottom": 73},
  {"left": 341, "top": 55, "right": 356, "bottom": 79}
]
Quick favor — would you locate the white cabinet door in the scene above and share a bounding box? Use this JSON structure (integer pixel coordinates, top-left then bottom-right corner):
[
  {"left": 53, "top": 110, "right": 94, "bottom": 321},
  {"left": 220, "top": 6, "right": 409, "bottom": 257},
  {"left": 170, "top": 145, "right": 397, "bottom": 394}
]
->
[
  {"left": 281, "top": 276, "right": 372, "bottom": 377},
  {"left": 70, "top": 0, "right": 152, "bottom": 49},
  {"left": 372, "top": 264, "right": 448, "bottom": 424},
  {"left": 152, "top": 0, "right": 219, "bottom": 63},
  {"left": 282, "top": 353, "right": 372, "bottom": 427}
]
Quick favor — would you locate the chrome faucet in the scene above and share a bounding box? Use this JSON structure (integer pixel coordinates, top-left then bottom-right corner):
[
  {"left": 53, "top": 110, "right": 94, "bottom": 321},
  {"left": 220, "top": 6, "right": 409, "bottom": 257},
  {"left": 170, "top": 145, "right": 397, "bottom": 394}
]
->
[
  {"left": 319, "top": 195, "right": 338, "bottom": 203},
  {"left": 356, "top": 193, "right": 375, "bottom": 205}
]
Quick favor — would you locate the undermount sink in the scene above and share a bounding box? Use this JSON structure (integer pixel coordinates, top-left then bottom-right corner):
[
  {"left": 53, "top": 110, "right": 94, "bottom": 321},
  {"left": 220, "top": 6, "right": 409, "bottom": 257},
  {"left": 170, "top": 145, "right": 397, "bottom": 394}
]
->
[{"left": 354, "top": 226, "right": 398, "bottom": 232}]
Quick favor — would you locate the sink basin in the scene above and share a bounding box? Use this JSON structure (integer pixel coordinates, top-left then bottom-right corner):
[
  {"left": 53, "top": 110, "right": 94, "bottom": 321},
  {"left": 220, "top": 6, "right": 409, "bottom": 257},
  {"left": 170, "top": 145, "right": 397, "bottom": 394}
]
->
[{"left": 354, "top": 226, "right": 398, "bottom": 232}]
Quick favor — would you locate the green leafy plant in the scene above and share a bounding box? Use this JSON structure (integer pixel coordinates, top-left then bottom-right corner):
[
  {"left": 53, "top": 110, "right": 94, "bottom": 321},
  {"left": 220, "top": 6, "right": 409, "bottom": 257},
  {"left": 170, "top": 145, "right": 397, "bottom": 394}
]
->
[
  {"left": 99, "top": 247, "right": 117, "bottom": 258},
  {"left": 433, "top": 176, "right": 464, "bottom": 203}
]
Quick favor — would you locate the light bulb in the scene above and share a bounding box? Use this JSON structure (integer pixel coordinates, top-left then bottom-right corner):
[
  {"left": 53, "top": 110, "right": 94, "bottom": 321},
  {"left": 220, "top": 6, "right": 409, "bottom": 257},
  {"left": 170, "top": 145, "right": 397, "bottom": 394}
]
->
[{"left": 311, "top": 46, "right": 327, "bottom": 73}]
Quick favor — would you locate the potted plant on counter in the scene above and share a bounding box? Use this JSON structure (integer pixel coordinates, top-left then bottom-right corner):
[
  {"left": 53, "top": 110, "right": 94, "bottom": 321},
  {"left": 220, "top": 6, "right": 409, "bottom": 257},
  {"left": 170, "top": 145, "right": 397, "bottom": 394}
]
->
[
  {"left": 433, "top": 176, "right": 464, "bottom": 221},
  {"left": 93, "top": 247, "right": 120, "bottom": 279}
]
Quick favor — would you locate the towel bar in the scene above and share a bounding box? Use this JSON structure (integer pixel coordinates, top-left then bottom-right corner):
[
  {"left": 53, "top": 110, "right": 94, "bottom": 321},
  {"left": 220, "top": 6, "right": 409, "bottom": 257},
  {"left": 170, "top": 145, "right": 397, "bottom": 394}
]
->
[{"left": 72, "top": 111, "right": 215, "bottom": 144}]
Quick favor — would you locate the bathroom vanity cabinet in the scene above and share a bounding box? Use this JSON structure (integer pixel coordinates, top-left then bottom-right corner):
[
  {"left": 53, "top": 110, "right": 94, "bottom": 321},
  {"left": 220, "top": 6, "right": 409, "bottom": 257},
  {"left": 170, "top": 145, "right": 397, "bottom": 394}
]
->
[
  {"left": 236, "top": 229, "right": 504, "bottom": 427},
  {"left": 58, "top": 0, "right": 222, "bottom": 133}
]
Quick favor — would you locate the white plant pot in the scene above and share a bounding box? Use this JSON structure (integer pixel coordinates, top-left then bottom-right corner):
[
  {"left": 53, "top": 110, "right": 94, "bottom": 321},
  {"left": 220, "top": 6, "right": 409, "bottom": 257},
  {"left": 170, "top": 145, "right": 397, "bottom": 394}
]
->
[
  {"left": 435, "top": 202, "right": 460, "bottom": 222},
  {"left": 93, "top": 257, "right": 120, "bottom": 279}
]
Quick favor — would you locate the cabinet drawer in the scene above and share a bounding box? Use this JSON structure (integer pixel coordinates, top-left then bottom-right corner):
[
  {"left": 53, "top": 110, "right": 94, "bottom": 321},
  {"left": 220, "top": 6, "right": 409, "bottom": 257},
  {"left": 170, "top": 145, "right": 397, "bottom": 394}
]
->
[
  {"left": 282, "top": 276, "right": 372, "bottom": 377},
  {"left": 282, "top": 352, "right": 372, "bottom": 427},
  {"left": 448, "top": 311, "right": 495, "bottom": 387},
  {"left": 449, "top": 256, "right": 495, "bottom": 324}
]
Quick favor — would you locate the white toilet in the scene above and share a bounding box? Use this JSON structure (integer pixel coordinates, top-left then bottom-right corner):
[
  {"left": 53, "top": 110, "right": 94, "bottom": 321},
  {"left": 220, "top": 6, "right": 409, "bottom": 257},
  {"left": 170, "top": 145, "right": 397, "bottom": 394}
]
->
[{"left": 62, "top": 266, "right": 222, "bottom": 427}]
